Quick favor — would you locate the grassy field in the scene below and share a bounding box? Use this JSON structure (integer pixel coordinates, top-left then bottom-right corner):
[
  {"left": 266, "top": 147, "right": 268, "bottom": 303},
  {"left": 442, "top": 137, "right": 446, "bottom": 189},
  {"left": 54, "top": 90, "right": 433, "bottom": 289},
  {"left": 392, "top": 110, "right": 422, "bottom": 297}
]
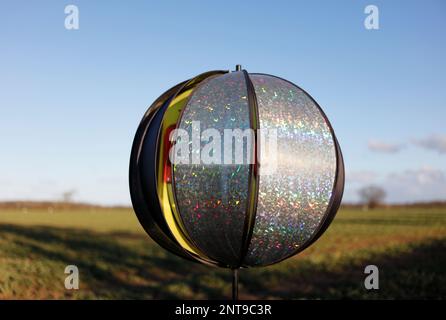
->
[{"left": 0, "top": 206, "right": 445, "bottom": 299}]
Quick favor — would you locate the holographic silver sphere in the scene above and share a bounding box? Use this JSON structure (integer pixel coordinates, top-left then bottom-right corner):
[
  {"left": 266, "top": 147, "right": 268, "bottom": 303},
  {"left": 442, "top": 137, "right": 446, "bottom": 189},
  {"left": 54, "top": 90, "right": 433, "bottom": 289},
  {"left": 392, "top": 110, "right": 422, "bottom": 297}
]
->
[{"left": 129, "top": 67, "right": 344, "bottom": 268}]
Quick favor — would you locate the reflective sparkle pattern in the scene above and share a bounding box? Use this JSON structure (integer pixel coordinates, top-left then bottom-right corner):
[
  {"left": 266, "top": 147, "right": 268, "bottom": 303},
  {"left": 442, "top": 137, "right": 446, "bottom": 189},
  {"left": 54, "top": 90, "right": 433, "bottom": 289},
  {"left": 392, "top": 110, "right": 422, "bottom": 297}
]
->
[
  {"left": 244, "top": 74, "right": 336, "bottom": 266},
  {"left": 173, "top": 72, "right": 251, "bottom": 266}
]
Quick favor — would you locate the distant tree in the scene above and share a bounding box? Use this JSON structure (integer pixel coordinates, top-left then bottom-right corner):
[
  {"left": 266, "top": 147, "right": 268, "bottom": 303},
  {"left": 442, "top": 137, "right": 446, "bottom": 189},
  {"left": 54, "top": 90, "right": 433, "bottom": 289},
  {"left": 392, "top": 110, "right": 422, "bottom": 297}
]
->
[
  {"left": 61, "top": 190, "right": 76, "bottom": 203},
  {"left": 358, "top": 185, "right": 386, "bottom": 209}
]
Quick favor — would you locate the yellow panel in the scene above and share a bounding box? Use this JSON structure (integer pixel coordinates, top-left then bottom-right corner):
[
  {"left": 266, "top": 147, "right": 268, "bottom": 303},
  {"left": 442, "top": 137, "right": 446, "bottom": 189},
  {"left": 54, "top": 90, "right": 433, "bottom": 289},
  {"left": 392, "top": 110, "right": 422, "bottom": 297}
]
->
[{"left": 157, "top": 89, "right": 217, "bottom": 264}]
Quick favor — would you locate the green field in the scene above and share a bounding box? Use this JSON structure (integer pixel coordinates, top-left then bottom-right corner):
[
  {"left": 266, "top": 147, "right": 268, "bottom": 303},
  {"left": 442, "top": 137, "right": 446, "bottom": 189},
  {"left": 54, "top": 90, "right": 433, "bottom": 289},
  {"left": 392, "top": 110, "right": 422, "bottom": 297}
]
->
[{"left": 0, "top": 206, "right": 445, "bottom": 299}]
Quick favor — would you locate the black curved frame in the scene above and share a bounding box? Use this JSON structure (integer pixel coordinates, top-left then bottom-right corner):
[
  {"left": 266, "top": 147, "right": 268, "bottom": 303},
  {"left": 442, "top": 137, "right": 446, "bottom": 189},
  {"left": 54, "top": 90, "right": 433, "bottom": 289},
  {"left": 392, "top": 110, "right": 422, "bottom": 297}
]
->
[
  {"left": 237, "top": 70, "right": 260, "bottom": 268},
  {"left": 129, "top": 80, "right": 195, "bottom": 261}
]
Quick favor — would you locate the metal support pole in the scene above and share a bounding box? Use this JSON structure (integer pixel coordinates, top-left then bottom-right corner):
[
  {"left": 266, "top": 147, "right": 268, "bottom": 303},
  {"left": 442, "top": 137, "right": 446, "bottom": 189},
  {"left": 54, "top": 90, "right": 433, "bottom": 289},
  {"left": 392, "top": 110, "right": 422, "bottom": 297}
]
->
[{"left": 232, "top": 268, "right": 239, "bottom": 301}]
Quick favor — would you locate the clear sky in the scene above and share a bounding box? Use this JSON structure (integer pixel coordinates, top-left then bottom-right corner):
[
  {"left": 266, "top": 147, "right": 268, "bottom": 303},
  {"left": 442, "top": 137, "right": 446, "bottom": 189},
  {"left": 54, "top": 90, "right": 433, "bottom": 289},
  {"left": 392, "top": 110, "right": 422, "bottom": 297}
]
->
[{"left": 1, "top": 0, "right": 445, "bottom": 205}]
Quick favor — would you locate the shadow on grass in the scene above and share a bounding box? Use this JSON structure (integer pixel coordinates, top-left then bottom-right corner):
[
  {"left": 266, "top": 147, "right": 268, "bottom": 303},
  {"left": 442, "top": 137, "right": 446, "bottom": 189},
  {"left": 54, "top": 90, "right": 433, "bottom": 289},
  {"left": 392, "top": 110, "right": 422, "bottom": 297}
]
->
[{"left": 0, "top": 223, "right": 444, "bottom": 299}]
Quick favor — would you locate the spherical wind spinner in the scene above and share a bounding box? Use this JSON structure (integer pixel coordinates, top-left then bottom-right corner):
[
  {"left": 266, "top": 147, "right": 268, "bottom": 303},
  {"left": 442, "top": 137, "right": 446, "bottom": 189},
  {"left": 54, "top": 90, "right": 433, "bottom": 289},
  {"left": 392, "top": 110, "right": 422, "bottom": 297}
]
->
[{"left": 129, "top": 66, "right": 344, "bottom": 296}]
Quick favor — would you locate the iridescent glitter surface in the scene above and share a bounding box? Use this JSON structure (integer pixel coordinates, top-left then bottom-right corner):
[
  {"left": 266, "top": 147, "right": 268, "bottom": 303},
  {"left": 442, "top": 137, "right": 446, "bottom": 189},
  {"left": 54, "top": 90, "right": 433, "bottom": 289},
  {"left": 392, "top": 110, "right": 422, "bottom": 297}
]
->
[
  {"left": 173, "top": 72, "right": 252, "bottom": 266},
  {"left": 243, "top": 74, "right": 336, "bottom": 266}
]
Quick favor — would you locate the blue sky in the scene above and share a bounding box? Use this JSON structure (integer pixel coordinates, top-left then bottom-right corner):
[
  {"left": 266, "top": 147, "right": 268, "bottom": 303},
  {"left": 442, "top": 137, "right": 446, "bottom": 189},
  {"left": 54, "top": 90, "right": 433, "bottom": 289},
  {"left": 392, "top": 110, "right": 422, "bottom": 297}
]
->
[{"left": 1, "top": 0, "right": 445, "bottom": 205}]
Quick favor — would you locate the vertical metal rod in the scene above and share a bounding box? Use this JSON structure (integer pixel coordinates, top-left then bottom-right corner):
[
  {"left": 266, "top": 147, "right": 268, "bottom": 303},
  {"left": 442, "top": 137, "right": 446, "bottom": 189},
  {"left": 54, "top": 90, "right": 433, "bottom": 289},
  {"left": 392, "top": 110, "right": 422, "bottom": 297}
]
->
[{"left": 232, "top": 268, "right": 239, "bottom": 301}]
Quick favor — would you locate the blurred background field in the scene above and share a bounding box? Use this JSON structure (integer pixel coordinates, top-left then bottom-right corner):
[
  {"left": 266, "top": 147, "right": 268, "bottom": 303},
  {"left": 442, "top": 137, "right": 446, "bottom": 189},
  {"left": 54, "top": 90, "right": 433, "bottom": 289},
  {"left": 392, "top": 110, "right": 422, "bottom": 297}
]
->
[{"left": 0, "top": 203, "right": 445, "bottom": 299}]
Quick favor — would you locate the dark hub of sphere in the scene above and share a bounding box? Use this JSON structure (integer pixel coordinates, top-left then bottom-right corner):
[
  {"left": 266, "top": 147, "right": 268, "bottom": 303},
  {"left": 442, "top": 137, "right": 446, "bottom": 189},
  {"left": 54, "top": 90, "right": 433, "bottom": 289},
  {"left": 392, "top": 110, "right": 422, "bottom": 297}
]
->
[{"left": 129, "top": 68, "right": 344, "bottom": 268}]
